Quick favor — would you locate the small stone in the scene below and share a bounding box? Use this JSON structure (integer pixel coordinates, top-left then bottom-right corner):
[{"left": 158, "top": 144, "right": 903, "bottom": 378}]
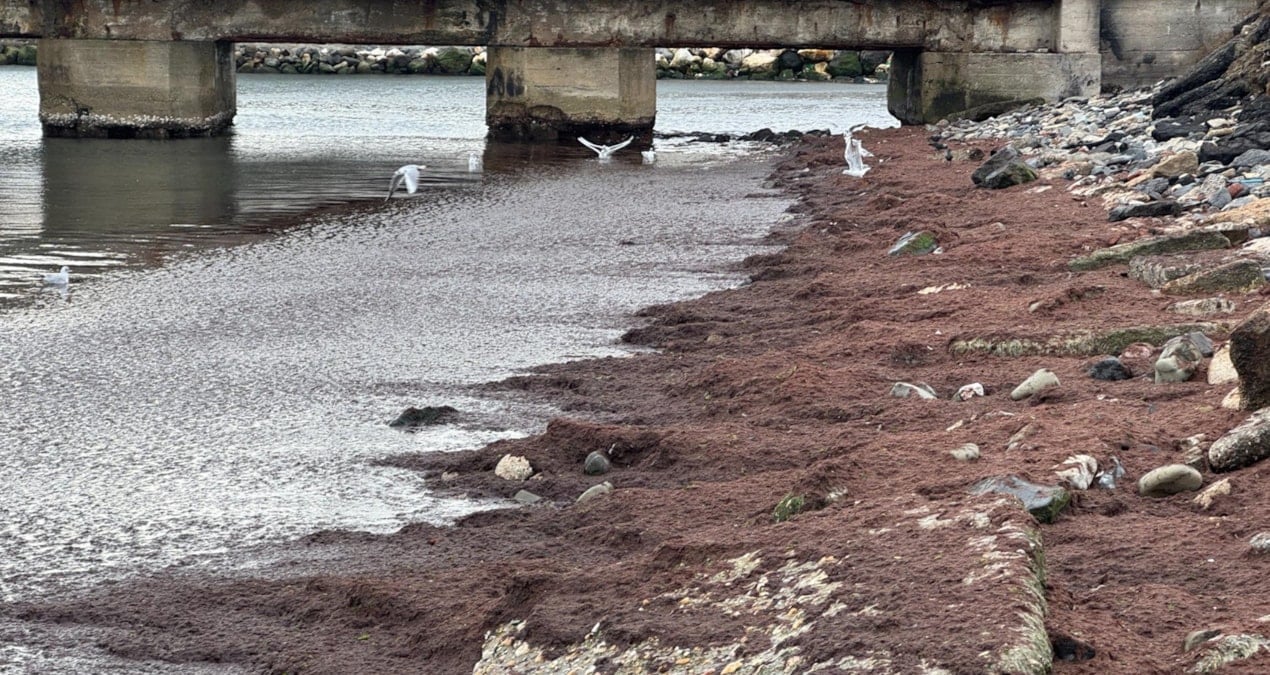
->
[
  {"left": 1054, "top": 454, "right": 1098, "bottom": 490},
  {"left": 1137, "top": 464, "right": 1203, "bottom": 497},
  {"left": 1011, "top": 368, "right": 1060, "bottom": 400},
  {"left": 576, "top": 481, "right": 613, "bottom": 503},
  {"left": 1251, "top": 532, "right": 1270, "bottom": 554},
  {"left": 1088, "top": 356, "right": 1132, "bottom": 381},
  {"left": 1169, "top": 298, "right": 1236, "bottom": 317},
  {"left": 494, "top": 454, "right": 534, "bottom": 481},
  {"left": 1184, "top": 628, "right": 1223, "bottom": 653},
  {"left": 1193, "top": 478, "right": 1231, "bottom": 510},
  {"left": 949, "top": 442, "right": 981, "bottom": 461},
  {"left": 888, "top": 230, "right": 939, "bottom": 256},
  {"left": 953, "top": 382, "right": 984, "bottom": 400},
  {"left": 1208, "top": 345, "right": 1238, "bottom": 385},
  {"left": 890, "top": 381, "right": 937, "bottom": 399},
  {"left": 512, "top": 489, "right": 543, "bottom": 505},
  {"left": 583, "top": 450, "right": 611, "bottom": 476}
]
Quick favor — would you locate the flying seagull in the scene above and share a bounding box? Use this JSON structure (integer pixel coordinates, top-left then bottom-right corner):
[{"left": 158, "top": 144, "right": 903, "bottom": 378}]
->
[
  {"left": 386, "top": 164, "right": 425, "bottom": 201},
  {"left": 43, "top": 265, "right": 69, "bottom": 286},
  {"left": 578, "top": 136, "right": 634, "bottom": 160}
]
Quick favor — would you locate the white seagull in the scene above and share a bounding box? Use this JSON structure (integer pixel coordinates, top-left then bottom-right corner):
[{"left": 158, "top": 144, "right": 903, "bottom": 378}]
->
[
  {"left": 386, "top": 164, "right": 425, "bottom": 201},
  {"left": 843, "top": 136, "right": 871, "bottom": 178},
  {"left": 43, "top": 265, "right": 69, "bottom": 286},
  {"left": 578, "top": 136, "right": 634, "bottom": 160},
  {"left": 641, "top": 149, "right": 656, "bottom": 164}
]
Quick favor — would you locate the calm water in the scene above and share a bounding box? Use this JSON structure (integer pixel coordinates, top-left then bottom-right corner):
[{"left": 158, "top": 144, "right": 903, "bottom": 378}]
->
[{"left": 0, "top": 66, "right": 895, "bottom": 667}]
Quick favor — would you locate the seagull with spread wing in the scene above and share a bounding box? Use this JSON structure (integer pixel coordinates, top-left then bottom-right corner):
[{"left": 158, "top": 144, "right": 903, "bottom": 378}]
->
[
  {"left": 386, "top": 164, "right": 425, "bottom": 201},
  {"left": 578, "top": 136, "right": 634, "bottom": 160}
]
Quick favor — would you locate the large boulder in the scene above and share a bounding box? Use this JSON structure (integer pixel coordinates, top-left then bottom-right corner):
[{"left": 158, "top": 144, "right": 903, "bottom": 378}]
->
[
  {"left": 971, "top": 145, "right": 1038, "bottom": 189},
  {"left": 1229, "top": 301, "right": 1270, "bottom": 410}
]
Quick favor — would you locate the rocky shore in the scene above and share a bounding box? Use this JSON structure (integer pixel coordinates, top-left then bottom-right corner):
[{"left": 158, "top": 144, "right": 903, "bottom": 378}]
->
[
  {"left": 0, "top": 40, "right": 889, "bottom": 82},
  {"left": 6, "top": 10, "right": 1270, "bottom": 675},
  {"left": 232, "top": 44, "right": 889, "bottom": 82}
]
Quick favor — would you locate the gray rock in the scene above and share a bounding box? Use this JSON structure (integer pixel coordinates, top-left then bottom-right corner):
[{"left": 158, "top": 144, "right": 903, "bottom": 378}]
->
[
  {"left": 890, "top": 381, "right": 938, "bottom": 399},
  {"left": 513, "top": 490, "right": 543, "bottom": 505},
  {"left": 577, "top": 481, "right": 614, "bottom": 503},
  {"left": 1137, "top": 464, "right": 1203, "bottom": 497},
  {"left": 971, "top": 475, "right": 1071, "bottom": 523},
  {"left": 949, "top": 443, "right": 980, "bottom": 461},
  {"left": 583, "top": 450, "right": 611, "bottom": 476},
  {"left": 1231, "top": 148, "right": 1270, "bottom": 168},
  {"left": 971, "top": 145, "right": 1039, "bottom": 189},
  {"left": 1010, "top": 368, "right": 1060, "bottom": 400},
  {"left": 1251, "top": 532, "right": 1270, "bottom": 554},
  {"left": 1108, "top": 200, "right": 1182, "bottom": 222},
  {"left": 1155, "top": 334, "right": 1205, "bottom": 383},
  {"left": 1208, "top": 409, "right": 1270, "bottom": 472}
]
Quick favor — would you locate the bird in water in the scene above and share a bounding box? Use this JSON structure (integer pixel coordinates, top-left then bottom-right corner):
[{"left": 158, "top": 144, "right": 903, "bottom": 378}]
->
[
  {"left": 468, "top": 152, "right": 482, "bottom": 173},
  {"left": 577, "top": 136, "right": 634, "bottom": 160},
  {"left": 43, "top": 265, "right": 69, "bottom": 286},
  {"left": 641, "top": 149, "right": 656, "bottom": 164},
  {"left": 386, "top": 164, "right": 425, "bottom": 201}
]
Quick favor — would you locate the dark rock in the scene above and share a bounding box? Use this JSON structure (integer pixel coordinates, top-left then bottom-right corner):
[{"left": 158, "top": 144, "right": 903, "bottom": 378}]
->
[
  {"left": 776, "top": 49, "right": 804, "bottom": 72},
  {"left": 389, "top": 405, "right": 459, "bottom": 430},
  {"left": 1108, "top": 200, "right": 1182, "bottom": 222},
  {"left": 583, "top": 450, "right": 611, "bottom": 476},
  {"left": 971, "top": 145, "right": 1038, "bottom": 189},
  {"left": 1088, "top": 357, "right": 1132, "bottom": 381},
  {"left": 1231, "top": 148, "right": 1270, "bottom": 168},
  {"left": 1152, "top": 118, "right": 1207, "bottom": 142}
]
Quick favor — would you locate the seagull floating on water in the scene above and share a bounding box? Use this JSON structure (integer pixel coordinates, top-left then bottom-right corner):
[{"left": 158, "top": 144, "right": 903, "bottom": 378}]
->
[
  {"left": 578, "top": 136, "right": 634, "bottom": 160},
  {"left": 468, "top": 152, "right": 482, "bottom": 173},
  {"left": 641, "top": 149, "right": 656, "bottom": 164},
  {"left": 43, "top": 265, "right": 69, "bottom": 286},
  {"left": 386, "top": 164, "right": 425, "bottom": 201}
]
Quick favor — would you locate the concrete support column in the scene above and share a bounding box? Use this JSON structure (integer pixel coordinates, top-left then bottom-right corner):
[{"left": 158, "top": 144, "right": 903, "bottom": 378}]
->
[
  {"left": 1057, "top": 0, "right": 1101, "bottom": 54},
  {"left": 887, "top": 50, "right": 1100, "bottom": 125},
  {"left": 485, "top": 46, "right": 655, "bottom": 143},
  {"left": 38, "top": 38, "right": 236, "bottom": 139}
]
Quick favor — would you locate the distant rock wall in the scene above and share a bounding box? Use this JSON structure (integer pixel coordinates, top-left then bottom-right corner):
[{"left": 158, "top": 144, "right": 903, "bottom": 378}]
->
[{"left": 0, "top": 40, "right": 890, "bottom": 82}]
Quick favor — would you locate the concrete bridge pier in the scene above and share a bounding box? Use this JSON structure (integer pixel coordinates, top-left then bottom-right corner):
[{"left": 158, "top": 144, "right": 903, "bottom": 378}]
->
[
  {"left": 485, "top": 46, "right": 655, "bottom": 144},
  {"left": 37, "top": 38, "right": 236, "bottom": 139},
  {"left": 888, "top": 0, "right": 1102, "bottom": 124}
]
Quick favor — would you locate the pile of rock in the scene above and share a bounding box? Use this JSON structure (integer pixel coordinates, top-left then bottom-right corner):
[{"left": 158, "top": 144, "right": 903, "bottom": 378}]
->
[
  {"left": 231, "top": 43, "right": 890, "bottom": 81},
  {"left": 234, "top": 44, "right": 486, "bottom": 75},
  {"left": 654, "top": 47, "right": 889, "bottom": 81},
  {"left": 0, "top": 40, "right": 36, "bottom": 66}
]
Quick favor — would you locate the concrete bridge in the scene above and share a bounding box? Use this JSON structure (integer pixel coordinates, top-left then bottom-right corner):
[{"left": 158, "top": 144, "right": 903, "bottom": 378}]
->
[{"left": 0, "top": 0, "right": 1258, "bottom": 140}]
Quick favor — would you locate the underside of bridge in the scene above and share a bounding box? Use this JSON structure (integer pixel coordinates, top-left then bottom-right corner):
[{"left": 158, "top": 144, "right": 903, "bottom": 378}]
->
[{"left": 2, "top": 0, "right": 1259, "bottom": 139}]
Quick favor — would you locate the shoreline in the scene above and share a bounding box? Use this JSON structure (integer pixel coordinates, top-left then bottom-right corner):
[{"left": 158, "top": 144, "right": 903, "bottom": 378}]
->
[{"left": 7, "top": 79, "right": 1270, "bottom": 672}]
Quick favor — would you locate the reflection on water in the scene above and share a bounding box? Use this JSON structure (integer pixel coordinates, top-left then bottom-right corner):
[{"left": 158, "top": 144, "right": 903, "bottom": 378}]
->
[{"left": 0, "top": 69, "right": 895, "bottom": 303}]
